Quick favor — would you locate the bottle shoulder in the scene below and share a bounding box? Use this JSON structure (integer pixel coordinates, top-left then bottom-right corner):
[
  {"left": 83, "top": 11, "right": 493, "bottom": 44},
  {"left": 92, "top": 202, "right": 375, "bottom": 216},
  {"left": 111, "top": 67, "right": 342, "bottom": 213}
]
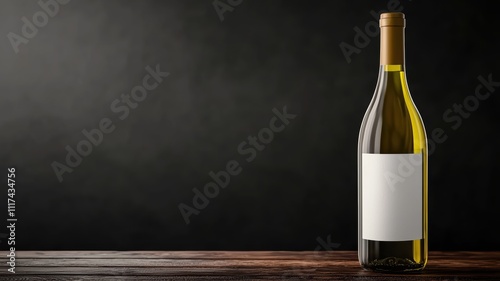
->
[{"left": 358, "top": 82, "right": 426, "bottom": 154}]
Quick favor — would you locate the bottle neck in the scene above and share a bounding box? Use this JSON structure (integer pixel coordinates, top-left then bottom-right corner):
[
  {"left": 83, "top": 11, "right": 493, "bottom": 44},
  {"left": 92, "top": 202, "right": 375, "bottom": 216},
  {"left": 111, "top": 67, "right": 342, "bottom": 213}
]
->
[{"left": 380, "top": 26, "right": 405, "bottom": 66}]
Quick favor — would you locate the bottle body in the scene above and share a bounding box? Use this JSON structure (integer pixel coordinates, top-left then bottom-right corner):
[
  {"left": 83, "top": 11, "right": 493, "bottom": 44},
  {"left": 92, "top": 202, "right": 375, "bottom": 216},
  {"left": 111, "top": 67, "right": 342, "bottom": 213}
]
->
[{"left": 358, "top": 13, "right": 428, "bottom": 272}]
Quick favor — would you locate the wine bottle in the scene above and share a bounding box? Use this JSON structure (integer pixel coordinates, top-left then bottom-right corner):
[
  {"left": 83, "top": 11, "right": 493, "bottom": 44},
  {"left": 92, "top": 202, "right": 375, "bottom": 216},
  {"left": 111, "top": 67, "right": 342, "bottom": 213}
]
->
[{"left": 357, "top": 12, "right": 428, "bottom": 272}]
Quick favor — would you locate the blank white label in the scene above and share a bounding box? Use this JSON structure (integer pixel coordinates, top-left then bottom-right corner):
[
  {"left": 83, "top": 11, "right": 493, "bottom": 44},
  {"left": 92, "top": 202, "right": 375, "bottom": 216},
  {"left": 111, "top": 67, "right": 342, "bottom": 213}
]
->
[{"left": 362, "top": 153, "right": 423, "bottom": 241}]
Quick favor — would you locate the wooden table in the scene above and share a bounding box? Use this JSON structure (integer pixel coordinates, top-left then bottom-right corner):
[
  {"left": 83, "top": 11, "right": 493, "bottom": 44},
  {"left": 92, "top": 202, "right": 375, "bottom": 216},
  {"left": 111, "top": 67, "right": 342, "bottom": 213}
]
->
[{"left": 1, "top": 251, "right": 499, "bottom": 280}]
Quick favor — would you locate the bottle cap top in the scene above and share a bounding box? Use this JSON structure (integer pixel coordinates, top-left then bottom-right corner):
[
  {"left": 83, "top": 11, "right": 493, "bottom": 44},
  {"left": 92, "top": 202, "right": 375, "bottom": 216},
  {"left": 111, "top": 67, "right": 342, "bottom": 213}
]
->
[{"left": 380, "top": 12, "right": 406, "bottom": 27}]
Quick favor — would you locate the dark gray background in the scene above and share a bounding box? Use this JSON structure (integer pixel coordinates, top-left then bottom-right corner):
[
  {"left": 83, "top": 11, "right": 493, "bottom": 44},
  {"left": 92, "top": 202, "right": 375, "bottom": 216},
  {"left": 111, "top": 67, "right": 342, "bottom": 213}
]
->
[{"left": 0, "top": 0, "right": 498, "bottom": 250}]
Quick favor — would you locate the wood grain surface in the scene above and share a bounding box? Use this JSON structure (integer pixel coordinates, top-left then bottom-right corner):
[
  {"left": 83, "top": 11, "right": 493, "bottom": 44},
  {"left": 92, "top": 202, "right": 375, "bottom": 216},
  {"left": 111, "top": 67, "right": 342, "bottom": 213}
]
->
[{"left": 0, "top": 251, "right": 499, "bottom": 280}]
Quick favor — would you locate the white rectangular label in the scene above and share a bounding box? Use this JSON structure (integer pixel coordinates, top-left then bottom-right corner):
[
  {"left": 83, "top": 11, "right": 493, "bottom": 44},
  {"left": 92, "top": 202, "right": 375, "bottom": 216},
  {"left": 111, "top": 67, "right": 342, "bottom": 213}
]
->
[{"left": 362, "top": 153, "right": 423, "bottom": 241}]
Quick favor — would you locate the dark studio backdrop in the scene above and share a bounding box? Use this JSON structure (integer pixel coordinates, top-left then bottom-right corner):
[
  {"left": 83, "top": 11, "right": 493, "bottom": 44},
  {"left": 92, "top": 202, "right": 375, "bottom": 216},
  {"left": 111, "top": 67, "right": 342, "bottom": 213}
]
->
[{"left": 0, "top": 0, "right": 498, "bottom": 251}]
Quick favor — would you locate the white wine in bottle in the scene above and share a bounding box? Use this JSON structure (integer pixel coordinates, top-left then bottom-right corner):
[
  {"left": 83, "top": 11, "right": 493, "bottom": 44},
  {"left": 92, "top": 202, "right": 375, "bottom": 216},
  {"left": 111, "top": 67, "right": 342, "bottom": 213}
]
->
[{"left": 358, "top": 12, "right": 428, "bottom": 272}]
